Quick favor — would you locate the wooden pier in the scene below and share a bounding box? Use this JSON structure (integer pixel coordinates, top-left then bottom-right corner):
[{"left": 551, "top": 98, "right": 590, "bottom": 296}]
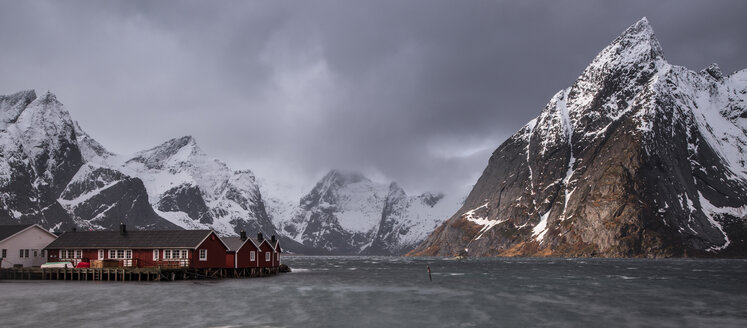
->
[{"left": 0, "top": 267, "right": 279, "bottom": 282}]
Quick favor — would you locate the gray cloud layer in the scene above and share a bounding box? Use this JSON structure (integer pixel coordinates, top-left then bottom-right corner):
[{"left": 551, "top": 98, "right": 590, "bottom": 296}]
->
[{"left": 1, "top": 0, "right": 745, "bottom": 198}]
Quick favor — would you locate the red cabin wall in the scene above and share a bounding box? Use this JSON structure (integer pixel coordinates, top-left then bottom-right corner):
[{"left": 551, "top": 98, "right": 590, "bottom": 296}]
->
[
  {"left": 193, "top": 232, "right": 228, "bottom": 269},
  {"left": 257, "top": 242, "right": 276, "bottom": 268},
  {"left": 235, "top": 242, "right": 259, "bottom": 268}
]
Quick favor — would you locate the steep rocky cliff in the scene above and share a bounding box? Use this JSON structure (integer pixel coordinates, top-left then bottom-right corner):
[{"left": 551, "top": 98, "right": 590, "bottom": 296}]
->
[{"left": 410, "top": 18, "right": 747, "bottom": 258}]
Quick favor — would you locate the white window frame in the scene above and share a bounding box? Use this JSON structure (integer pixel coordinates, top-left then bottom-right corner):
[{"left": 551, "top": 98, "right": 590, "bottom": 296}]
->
[
  {"left": 250, "top": 251, "right": 255, "bottom": 261},
  {"left": 199, "top": 249, "right": 207, "bottom": 261},
  {"left": 153, "top": 249, "right": 159, "bottom": 261},
  {"left": 265, "top": 251, "right": 270, "bottom": 261},
  {"left": 98, "top": 249, "right": 104, "bottom": 260},
  {"left": 75, "top": 250, "right": 82, "bottom": 259},
  {"left": 1, "top": 249, "right": 6, "bottom": 258},
  {"left": 180, "top": 250, "right": 188, "bottom": 259},
  {"left": 108, "top": 249, "right": 133, "bottom": 259}
]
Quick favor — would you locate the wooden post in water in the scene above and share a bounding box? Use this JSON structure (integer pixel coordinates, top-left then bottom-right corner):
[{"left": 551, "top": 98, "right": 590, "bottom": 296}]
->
[{"left": 427, "top": 265, "right": 432, "bottom": 282}]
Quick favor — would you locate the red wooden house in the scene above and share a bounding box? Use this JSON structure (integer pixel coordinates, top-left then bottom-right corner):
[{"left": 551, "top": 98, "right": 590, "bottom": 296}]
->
[
  {"left": 44, "top": 224, "right": 228, "bottom": 269},
  {"left": 222, "top": 231, "right": 282, "bottom": 269}
]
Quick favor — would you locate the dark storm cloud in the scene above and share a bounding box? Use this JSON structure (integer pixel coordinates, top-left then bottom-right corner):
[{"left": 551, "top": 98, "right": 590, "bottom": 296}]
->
[{"left": 1, "top": 0, "right": 745, "bottom": 198}]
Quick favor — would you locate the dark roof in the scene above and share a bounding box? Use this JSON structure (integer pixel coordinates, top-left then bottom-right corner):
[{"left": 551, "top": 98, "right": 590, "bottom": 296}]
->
[
  {"left": 222, "top": 236, "right": 245, "bottom": 252},
  {"left": 0, "top": 224, "right": 33, "bottom": 242},
  {"left": 45, "top": 230, "right": 214, "bottom": 249}
]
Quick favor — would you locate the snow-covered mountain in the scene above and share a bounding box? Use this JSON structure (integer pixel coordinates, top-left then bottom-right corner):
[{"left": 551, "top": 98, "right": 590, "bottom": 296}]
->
[
  {"left": 411, "top": 18, "right": 747, "bottom": 257},
  {"left": 0, "top": 90, "right": 176, "bottom": 230},
  {"left": 0, "top": 90, "right": 282, "bottom": 238},
  {"left": 0, "top": 91, "right": 455, "bottom": 255},
  {"left": 271, "top": 170, "right": 458, "bottom": 255},
  {"left": 75, "top": 133, "right": 279, "bottom": 237}
]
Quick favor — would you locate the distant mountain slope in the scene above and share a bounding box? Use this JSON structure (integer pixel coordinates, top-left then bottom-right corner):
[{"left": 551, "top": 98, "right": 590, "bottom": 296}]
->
[
  {"left": 410, "top": 18, "right": 747, "bottom": 258},
  {"left": 271, "top": 170, "right": 459, "bottom": 255}
]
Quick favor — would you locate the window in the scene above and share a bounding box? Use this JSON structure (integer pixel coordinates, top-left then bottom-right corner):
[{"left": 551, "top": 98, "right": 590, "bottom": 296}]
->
[
  {"left": 33, "top": 250, "right": 38, "bottom": 257},
  {"left": 164, "top": 249, "right": 172, "bottom": 259},
  {"left": 1, "top": 249, "right": 6, "bottom": 258},
  {"left": 199, "top": 249, "right": 207, "bottom": 261},
  {"left": 250, "top": 251, "right": 255, "bottom": 261},
  {"left": 181, "top": 250, "right": 188, "bottom": 259},
  {"left": 20, "top": 249, "right": 24, "bottom": 258},
  {"left": 108, "top": 249, "right": 133, "bottom": 259},
  {"left": 40, "top": 250, "right": 45, "bottom": 258},
  {"left": 153, "top": 249, "right": 159, "bottom": 261},
  {"left": 75, "top": 250, "right": 82, "bottom": 259},
  {"left": 265, "top": 252, "right": 270, "bottom": 262},
  {"left": 25, "top": 249, "right": 29, "bottom": 258},
  {"left": 98, "top": 250, "right": 104, "bottom": 260}
]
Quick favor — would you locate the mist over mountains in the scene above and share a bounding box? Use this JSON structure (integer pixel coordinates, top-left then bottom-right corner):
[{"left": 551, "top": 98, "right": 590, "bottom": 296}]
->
[{"left": 0, "top": 93, "right": 457, "bottom": 255}]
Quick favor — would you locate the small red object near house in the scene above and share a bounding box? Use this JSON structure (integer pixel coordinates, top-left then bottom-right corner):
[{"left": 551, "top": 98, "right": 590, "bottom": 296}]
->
[{"left": 76, "top": 261, "right": 90, "bottom": 268}]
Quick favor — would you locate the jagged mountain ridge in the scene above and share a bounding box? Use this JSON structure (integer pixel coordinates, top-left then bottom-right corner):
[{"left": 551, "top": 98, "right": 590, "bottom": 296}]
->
[
  {"left": 270, "top": 170, "right": 458, "bottom": 255},
  {"left": 0, "top": 90, "right": 177, "bottom": 230},
  {"left": 0, "top": 91, "right": 453, "bottom": 255},
  {"left": 76, "top": 133, "right": 281, "bottom": 238},
  {"left": 410, "top": 18, "right": 747, "bottom": 258}
]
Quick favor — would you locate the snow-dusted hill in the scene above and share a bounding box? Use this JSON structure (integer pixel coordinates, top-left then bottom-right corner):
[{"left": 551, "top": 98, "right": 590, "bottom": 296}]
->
[
  {"left": 411, "top": 18, "right": 747, "bottom": 257},
  {"left": 271, "top": 170, "right": 459, "bottom": 255}
]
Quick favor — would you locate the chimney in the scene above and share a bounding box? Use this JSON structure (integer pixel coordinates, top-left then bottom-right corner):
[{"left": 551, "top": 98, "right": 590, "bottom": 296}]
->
[
  {"left": 120, "top": 223, "right": 126, "bottom": 235},
  {"left": 271, "top": 234, "right": 276, "bottom": 243},
  {"left": 257, "top": 232, "right": 264, "bottom": 242},
  {"left": 240, "top": 230, "right": 247, "bottom": 241}
]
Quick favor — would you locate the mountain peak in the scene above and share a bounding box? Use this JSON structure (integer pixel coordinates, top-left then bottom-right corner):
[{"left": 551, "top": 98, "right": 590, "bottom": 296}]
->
[
  {"left": 324, "top": 169, "right": 370, "bottom": 185},
  {"left": 586, "top": 17, "right": 664, "bottom": 72},
  {"left": 1, "top": 90, "right": 37, "bottom": 127},
  {"left": 702, "top": 63, "right": 724, "bottom": 80},
  {"left": 128, "top": 135, "right": 202, "bottom": 169}
]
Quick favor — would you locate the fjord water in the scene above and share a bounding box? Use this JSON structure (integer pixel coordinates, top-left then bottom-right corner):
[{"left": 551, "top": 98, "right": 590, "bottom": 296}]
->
[{"left": 1, "top": 257, "right": 746, "bottom": 327}]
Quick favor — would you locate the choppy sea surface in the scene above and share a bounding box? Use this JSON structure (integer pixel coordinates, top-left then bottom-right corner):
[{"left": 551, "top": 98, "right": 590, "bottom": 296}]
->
[{"left": 1, "top": 256, "right": 746, "bottom": 327}]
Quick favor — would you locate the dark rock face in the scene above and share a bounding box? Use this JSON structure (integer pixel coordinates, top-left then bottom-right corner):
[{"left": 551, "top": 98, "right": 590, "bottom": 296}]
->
[
  {"left": 363, "top": 183, "right": 413, "bottom": 255},
  {"left": 60, "top": 166, "right": 179, "bottom": 230},
  {"left": 410, "top": 18, "right": 747, "bottom": 258},
  {"left": 157, "top": 183, "right": 213, "bottom": 224}
]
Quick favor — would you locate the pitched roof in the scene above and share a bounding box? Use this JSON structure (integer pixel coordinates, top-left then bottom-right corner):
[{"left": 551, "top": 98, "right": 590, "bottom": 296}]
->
[
  {"left": 222, "top": 236, "right": 246, "bottom": 252},
  {"left": 45, "top": 230, "right": 214, "bottom": 249},
  {"left": 0, "top": 224, "right": 33, "bottom": 243}
]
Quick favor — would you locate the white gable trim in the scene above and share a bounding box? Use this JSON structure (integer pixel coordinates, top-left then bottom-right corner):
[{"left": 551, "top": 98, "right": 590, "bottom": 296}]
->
[
  {"left": 0, "top": 224, "right": 57, "bottom": 244},
  {"left": 195, "top": 231, "right": 229, "bottom": 250}
]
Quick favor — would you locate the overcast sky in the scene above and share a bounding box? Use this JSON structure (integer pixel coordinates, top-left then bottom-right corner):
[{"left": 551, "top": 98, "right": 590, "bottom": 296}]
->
[{"left": 1, "top": 0, "right": 745, "bottom": 199}]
